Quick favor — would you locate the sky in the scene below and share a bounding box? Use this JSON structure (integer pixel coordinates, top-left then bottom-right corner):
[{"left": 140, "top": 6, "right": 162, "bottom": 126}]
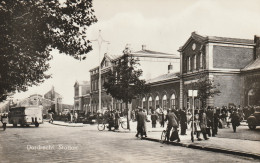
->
[{"left": 11, "top": 0, "right": 260, "bottom": 105}]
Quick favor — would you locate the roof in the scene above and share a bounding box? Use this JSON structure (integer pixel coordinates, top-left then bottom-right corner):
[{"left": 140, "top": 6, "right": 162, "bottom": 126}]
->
[
  {"left": 105, "top": 53, "right": 122, "bottom": 61},
  {"left": 179, "top": 32, "right": 254, "bottom": 51},
  {"left": 242, "top": 57, "right": 260, "bottom": 71},
  {"left": 131, "top": 49, "right": 180, "bottom": 59},
  {"left": 147, "top": 72, "right": 179, "bottom": 84}
]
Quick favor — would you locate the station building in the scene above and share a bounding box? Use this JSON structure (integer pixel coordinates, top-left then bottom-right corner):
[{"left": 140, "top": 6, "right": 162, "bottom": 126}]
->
[{"left": 75, "top": 32, "right": 260, "bottom": 114}]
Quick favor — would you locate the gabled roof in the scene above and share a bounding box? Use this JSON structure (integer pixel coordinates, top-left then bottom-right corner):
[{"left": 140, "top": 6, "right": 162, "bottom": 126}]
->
[
  {"left": 90, "top": 53, "right": 122, "bottom": 71},
  {"left": 147, "top": 72, "right": 180, "bottom": 84},
  {"left": 105, "top": 53, "right": 122, "bottom": 61},
  {"left": 179, "top": 32, "right": 254, "bottom": 52},
  {"left": 242, "top": 57, "right": 260, "bottom": 71}
]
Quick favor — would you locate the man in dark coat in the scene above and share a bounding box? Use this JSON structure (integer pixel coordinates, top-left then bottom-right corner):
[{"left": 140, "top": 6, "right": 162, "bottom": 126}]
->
[
  {"left": 230, "top": 109, "right": 240, "bottom": 132},
  {"left": 165, "top": 109, "right": 180, "bottom": 142},
  {"left": 206, "top": 106, "right": 215, "bottom": 137},
  {"left": 135, "top": 108, "right": 147, "bottom": 138},
  {"left": 179, "top": 109, "right": 187, "bottom": 135},
  {"left": 151, "top": 110, "right": 158, "bottom": 128}
]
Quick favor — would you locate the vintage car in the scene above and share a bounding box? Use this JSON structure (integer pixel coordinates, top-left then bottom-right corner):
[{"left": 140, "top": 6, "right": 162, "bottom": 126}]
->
[{"left": 247, "top": 110, "right": 260, "bottom": 130}]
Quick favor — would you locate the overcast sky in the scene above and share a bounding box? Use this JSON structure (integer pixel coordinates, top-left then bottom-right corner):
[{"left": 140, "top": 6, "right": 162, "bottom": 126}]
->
[{"left": 12, "top": 0, "right": 260, "bottom": 105}]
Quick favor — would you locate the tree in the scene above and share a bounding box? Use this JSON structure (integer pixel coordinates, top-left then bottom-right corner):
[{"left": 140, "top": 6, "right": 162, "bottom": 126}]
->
[
  {"left": 0, "top": 0, "right": 97, "bottom": 101},
  {"left": 193, "top": 73, "right": 221, "bottom": 108},
  {"left": 104, "top": 47, "right": 150, "bottom": 130}
]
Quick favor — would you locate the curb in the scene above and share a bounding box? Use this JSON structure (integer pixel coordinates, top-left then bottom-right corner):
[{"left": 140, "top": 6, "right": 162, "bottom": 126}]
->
[
  {"left": 51, "top": 122, "right": 84, "bottom": 127},
  {"left": 142, "top": 137, "right": 260, "bottom": 160}
]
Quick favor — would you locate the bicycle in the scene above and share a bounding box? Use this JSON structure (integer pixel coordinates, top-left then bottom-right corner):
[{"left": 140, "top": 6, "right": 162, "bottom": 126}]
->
[
  {"left": 97, "top": 117, "right": 127, "bottom": 131},
  {"left": 118, "top": 117, "right": 127, "bottom": 130}
]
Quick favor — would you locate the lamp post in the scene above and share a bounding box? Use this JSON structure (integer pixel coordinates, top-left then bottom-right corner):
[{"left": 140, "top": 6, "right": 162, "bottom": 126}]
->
[
  {"left": 91, "top": 30, "right": 109, "bottom": 113},
  {"left": 188, "top": 89, "right": 197, "bottom": 142}
]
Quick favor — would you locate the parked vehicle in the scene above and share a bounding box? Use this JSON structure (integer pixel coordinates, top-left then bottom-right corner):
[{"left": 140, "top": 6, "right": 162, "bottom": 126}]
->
[
  {"left": 9, "top": 106, "right": 43, "bottom": 127},
  {"left": 247, "top": 110, "right": 260, "bottom": 130}
]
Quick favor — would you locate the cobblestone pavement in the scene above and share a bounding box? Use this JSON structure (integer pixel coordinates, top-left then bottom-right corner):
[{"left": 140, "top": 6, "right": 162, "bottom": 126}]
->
[{"left": 0, "top": 123, "right": 258, "bottom": 163}]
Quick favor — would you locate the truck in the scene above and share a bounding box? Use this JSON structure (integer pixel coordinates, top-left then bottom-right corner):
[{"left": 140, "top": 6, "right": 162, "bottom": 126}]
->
[{"left": 9, "top": 106, "right": 43, "bottom": 127}]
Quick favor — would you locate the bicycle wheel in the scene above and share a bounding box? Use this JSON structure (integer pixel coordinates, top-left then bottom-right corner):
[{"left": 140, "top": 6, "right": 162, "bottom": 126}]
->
[
  {"left": 97, "top": 123, "right": 105, "bottom": 131},
  {"left": 120, "top": 121, "right": 127, "bottom": 130},
  {"left": 160, "top": 130, "right": 167, "bottom": 143}
]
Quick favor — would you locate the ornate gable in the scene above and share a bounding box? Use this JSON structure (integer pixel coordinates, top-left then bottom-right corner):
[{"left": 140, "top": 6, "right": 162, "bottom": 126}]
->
[{"left": 101, "top": 54, "right": 112, "bottom": 69}]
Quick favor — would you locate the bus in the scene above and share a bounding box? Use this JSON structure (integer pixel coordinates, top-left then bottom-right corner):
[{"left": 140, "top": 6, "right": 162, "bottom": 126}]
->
[{"left": 9, "top": 106, "right": 43, "bottom": 127}]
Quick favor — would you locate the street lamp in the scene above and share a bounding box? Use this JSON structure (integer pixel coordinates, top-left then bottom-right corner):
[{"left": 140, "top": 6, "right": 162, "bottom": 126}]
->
[{"left": 91, "top": 30, "right": 109, "bottom": 113}]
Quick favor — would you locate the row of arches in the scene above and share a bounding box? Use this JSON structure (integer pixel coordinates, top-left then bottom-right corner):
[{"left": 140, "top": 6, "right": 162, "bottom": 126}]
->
[{"left": 140, "top": 91, "right": 178, "bottom": 111}]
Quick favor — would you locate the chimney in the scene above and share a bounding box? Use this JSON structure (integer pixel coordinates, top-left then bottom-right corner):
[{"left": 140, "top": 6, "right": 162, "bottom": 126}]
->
[
  {"left": 168, "top": 63, "right": 173, "bottom": 73},
  {"left": 254, "top": 35, "right": 260, "bottom": 59},
  {"left": 142, "top": 45, "right": 146, "bottom": 50}
]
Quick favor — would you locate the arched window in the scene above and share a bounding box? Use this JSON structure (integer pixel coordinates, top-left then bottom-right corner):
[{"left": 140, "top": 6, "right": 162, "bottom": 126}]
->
[
  {"left": 194, "top": 55, "right": 197, "bottom": 70},
  {"left": 142, "top": 97, "right": 146, "bottom": 108},
  {"left": 170, "top": 94, "right": 176, "bottom": 110},
  {"left": 187, "top": 57, "right": 190, "bottom": 72},
  {"left": 155, "top": 96, "right": 159, "bottom": 108},
  {"left": 148, "top": 96, "right": 153, "bottom": 109},
  {"left": 162, "top": 95, "right": 167, "bottom": 109}
]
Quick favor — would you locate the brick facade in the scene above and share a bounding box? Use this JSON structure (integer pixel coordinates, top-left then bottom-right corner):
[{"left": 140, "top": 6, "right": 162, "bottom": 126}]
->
[
  {"left": 179, "top": 32, "right": 258, "bottom": 109},
  {"left": 213, "top": 46, "right": 253, "bottom": 69}
]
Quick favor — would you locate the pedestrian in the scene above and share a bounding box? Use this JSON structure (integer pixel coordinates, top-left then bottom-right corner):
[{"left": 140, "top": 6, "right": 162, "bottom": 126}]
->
[
  {"left": 213, "top": 107, "right": 220, "bottom": 135},
  {"left": 135, "top": 108, "right": 147, "bottom": 138},
  {"left": 179, "top": 108, "right": 187, "bottom": 135},
  {"left": 114, "top": 110, "right": 120, "bottom": 130},
  {"left": 160, "top": 106, "right": 165, "bottom": 127},
  {"left": 151, "top": 110, "right": 158, "bottom": 128},
  {"left": 1, "top": 113, "right": 8, "bottom": 131},
  {"left": 192, "top": 109, "right": 202, "bottom": 141},
  {"left": 165, "top": 109, "right": 180, "bottom": 142},
  {"left": 200, "top": 109, "right": 209, "bottom": 140},
  {"left": 206, "top": 106, "right": 214, "bottom": 137},
  {"left": 108, "top": 111, "right": 115, "bottom": 131},
  {"left": 49, "top": 112, "right": 54, "bottom": 123},
  {"left": 230, "top": 109, "right": 240, "bottom": 132}
]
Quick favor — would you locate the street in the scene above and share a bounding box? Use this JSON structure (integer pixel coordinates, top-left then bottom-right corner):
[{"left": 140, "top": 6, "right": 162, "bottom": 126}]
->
[{"left": 0, "top": 123, "right": 258, "bottom": 163}]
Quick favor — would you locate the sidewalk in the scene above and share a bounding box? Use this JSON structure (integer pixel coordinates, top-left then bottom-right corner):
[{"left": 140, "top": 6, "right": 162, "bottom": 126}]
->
[
  {"left": 50, "top": 120, "right": 260, "bottom": 159},
  {"left": 143, "top": 129, "right": 260, "bottom": 160},
  {"left": 115, "top": 121, "right": 260, "bottom": 159}
]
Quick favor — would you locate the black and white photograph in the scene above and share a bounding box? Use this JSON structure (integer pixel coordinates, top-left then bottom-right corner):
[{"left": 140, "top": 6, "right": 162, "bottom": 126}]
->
[{"left": 0, "top": 0, "right": 260, "bottom": 162}]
